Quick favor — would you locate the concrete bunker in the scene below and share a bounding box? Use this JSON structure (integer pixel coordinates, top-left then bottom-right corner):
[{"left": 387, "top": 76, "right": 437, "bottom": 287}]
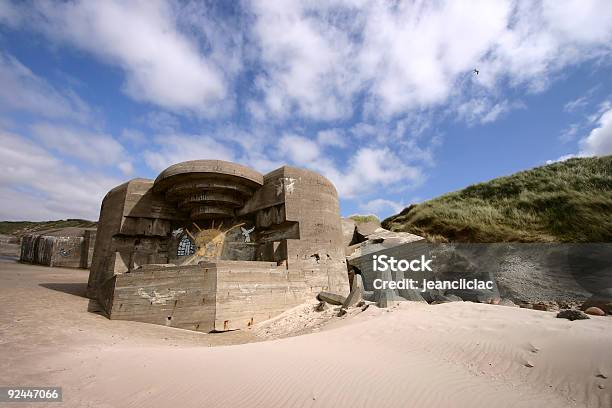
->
[
  {"left": 20, "top": 227, "right": 97, "bottom": 269},
  {"left": 87, "top": 160, "right": 349, "bottom": 332}
]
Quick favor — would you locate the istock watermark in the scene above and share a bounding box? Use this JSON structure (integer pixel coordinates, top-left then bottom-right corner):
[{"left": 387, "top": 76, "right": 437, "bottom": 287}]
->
[
  {"left": 372, "top": 277, "right": 495, "bottom": 292},
  {"left": 371, "top": 254, "right": 495, "bottom": 293},
  {"left": 372, "top": 254, "right": 433, "bottom": 272}
]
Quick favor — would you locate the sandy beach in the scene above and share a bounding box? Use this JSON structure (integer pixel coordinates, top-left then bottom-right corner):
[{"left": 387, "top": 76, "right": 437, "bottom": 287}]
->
[{"left": 1, "top": 258, "right": 610, "bottom": 408}]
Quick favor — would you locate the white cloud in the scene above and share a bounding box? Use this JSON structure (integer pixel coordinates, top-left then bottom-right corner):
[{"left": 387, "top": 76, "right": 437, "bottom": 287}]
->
[
  {"left": 120, "top": 128, "right": 147, "bottom": 146},
  {"left": 7, "top": 0, "right": 612, "bottom": 124},
  {"left": 143, "top": 134, "right": 235, "bottom": 172},
  {"left": 0, "top": 1, "right": 22, "bottom": 26},
  {"left": 140, "top": 111, "right": 181, "bottom": 133},
  {"left": 278, "top": 134, "right": 321, "bottom": 165},
  {"left": 560, "top": 123, "right": 580, "bottom": 143},
  {"left": 546, "top": 154, "right": 578, "bottom": 164},
  {"left": 249, "top": 1, "right": 358, "bottom": 120},
  {"left": 359, "top": 198, "right": 406, "bottom": 218},
  {"left": 317, "top": 129, "right": 346, "bottom": 148},
  {"left": 0, "top": 131, "right": 121, "bottom": 220},
  {"left": 541, "top": 0, "right": 612, "bottom": 44},
  {"left": 117, "top": 162, "right": 134, "bottom": 175},
  {"left": 0, "top": 52, "right": 91, "bottom": 122},
  {"left": 346, "top": 148, "right": 421, "bottom": 194},
  {"left": 564, "top": 96, "right": 589, "bottom": 113},
  {"left": 30, "top": 123, "right": 132, "bottom": 174},
  {"left": 277, "top": 134, "right": 422, "bottom": 199},
  {"left": 588, "top": 101, "right": 612, "bottom": 124},
  {"left": 249, "top": 0, "right": 612, "bottom": 121},
  {"left": 361, "top": 0, "right": 512, "bottom": 115},
  {"left": 549, "top": 104, "right": 612, "bottom": 162},
  {"left": 580, "top": 107, "right": 612, "bottom": 156},
  {"left": 456, "top": 98, "right": 523, "bottom": 125},
  {"left": 328, "top": 147, "right": 422, "bottom": 198},
  {"left": 26, "top": 0, "right": 228, "bottom": 115}
]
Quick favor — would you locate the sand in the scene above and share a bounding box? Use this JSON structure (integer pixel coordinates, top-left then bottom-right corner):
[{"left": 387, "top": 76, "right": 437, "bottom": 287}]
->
[{"left": 1, "top": 259, "right": 611, "bottom": 408}]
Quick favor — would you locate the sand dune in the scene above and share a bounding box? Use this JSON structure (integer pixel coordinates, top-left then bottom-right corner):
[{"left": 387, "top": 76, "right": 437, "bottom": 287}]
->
[{"left": 1, "top": 260, "right": 611, "bottom": 408}]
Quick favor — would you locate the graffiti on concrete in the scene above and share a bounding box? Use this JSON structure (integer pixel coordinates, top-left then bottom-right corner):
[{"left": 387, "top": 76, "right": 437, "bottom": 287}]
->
[
  {"left": 177, "top": 234, "right": 196, "bottom": 256},
  {"left": 275, "top": 177, "right": 296, "bottom": 196},
  {"left": 137, "top": 288, "right": 186, "bottom": 305},
  {"left": 241, "top": 226, "right": 255, "bottom": 242}
]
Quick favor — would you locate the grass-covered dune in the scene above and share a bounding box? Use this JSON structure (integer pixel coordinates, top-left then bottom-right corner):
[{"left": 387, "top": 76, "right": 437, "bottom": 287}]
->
[
  {"left": 348, "top": 215, "right": 380, "bottom": 224},
  {"left": 0, "top": 219, "right": 97, "bottom": 238},
  {"left": 382, "top": 156, "right": 612, "bottom": 242}
]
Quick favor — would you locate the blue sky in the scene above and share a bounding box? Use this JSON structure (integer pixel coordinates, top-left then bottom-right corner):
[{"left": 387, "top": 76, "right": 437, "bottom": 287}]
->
[{"left": 0, "top": 0, "right": 611, "bottom": 221}]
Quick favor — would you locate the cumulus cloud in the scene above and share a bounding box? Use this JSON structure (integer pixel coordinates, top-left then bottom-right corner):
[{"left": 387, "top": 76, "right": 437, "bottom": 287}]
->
[
  {"left": 0, "top": 0, "right": 22, "bottom": 26},
  {"left": 456, "top": 98, "right": 524, "bottom": 125},
  {"left": 143, "top": 133, "right": 235, "bottom": 172},
  {"left": 139, "top": 111, "right": 181, "bottom": 134},
  {"left": 31, "top": 123, "right": 132, "bottom": 174},
  {"left": 560, "top": 123, "right": 580, "bottom": 143},
  {"left": 7, "top": 0, "right": 612, "bottom": 123},
  {"left": 359, "top": 198, "right": 406, "bottom": 218},
  {"left": 0, "top": 53, "right": 91, "bottom": 122},
  {"left": 325, "top": 147, "right": 422, "bottom": 198},
  {"left": 361, "top": 0, "right": 512, "bottom": 115},
  {"left": 19, "top": 0, "right": 229, "bottom": 115},
  {"left": 336, "top": 148, "right": 422, "bottom": 198},
  {"left": 249, "top": 0, "right": 612, "bottom": 121},
  {"left": 278, "top": 134, "right": 321, "bottom": 165},
  {"left": 579, "top": 107, "right": 612, "bottom": 156},
  {"left": 249, "top": 1, "right": 358, "bottom": 120},
  {"left": 120, "top": 128, "right": 147, "bottom": 147},
  {"left": 317, "top": 129, "right": 346, "bottom": 148},
  {"left": 277, "top": 133, "right": 422, "bottom": 198},
  {"left": 0, "top": 131, "right": 121, "bottom": 220},
  {"left": 549, "top": 104, "right": 612, "bottom": 162}
]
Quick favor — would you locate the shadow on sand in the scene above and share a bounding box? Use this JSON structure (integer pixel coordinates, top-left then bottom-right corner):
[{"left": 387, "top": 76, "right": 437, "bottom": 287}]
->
[
  {"left": 39, "top": 282, "right": 88, "bottom": 298},
  {"left": 39, "top": 282, "right": 107, "bottom": 316}
]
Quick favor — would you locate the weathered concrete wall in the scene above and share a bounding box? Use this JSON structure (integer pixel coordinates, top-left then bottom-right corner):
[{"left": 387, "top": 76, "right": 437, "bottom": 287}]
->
[
  {"left": 20, "top": 228, "right": 97, "bottom": 268},
  {"left": 88, "top": 178, "right": 184, "bottom": 300},
  {"left": 214, "top": 260, "right": 311, "bottom": 331},
  {"left": 107, "top": 260, "right": 320, "bottom": 332},
  {"left": 0, "top": 234, "right": 20, "bottom": 258},
  {"left": 88, "top": 181, "right": 130, "bottom": 297},
  {"left": 81, "top": 229, "right": 96, "bottom": 268},
  {"left": 153, "top": 160, "right": 263, "bottom": 221},
  {"left": 109, "top": 264, "right": 217, "bottom": 332},
  {"left": 20, "top": 235, "right": 54, "bottom": 265},
  {"left": 243, "top": 166, "right": 349, "bottom": 295},
  {"left": 51, "top": 236, "right": 85, "bottom": 268}
]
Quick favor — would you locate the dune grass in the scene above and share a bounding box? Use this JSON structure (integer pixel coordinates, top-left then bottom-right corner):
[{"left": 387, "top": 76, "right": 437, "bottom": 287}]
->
[
  {"left": 348, "top": 215, "right": 380, "bottom": 224},
  {"left": 382, "top": 156, "right": 612, "bottom": 242},
  {"left": 0, "top": 219, "right": 97, "bottom": 237}
]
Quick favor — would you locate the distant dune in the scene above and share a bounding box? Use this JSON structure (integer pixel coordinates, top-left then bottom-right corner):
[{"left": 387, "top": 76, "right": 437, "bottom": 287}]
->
[
  {"left": 383, "top": 156, "right": 612, "bottom": 242},
  {"left": 0, "top": 219, "right": 97, "bottom": 238}
]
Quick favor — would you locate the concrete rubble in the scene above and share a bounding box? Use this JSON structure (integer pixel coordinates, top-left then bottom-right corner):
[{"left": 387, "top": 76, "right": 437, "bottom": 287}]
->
[
  {"left": 342, "top": 273, "right": 365, "bottom": 309},
  {"left": 317, "top": 292, "right": 346, "bottom": 306}
]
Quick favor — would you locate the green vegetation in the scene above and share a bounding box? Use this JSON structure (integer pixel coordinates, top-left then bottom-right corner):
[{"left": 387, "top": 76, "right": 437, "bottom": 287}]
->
[
  {"left": 382, "top": 156, "right": 612, "bottom": 242},
  {"left": 0, "top": 219, "right": 97, "bottom": 238},
  {"left": 349, "top": 214, "right": 380, "bottom": 224}
]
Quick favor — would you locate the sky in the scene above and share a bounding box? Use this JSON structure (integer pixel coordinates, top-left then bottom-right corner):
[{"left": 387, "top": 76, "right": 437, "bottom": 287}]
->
[{"left": 0, "top": 0, "right": 611, "bottom": 222}]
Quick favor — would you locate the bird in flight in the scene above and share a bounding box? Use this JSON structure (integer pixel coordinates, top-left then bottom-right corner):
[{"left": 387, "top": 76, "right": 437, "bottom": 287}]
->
[{"left": 473, "top": 68, "right": 479, "bottom": 75}]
